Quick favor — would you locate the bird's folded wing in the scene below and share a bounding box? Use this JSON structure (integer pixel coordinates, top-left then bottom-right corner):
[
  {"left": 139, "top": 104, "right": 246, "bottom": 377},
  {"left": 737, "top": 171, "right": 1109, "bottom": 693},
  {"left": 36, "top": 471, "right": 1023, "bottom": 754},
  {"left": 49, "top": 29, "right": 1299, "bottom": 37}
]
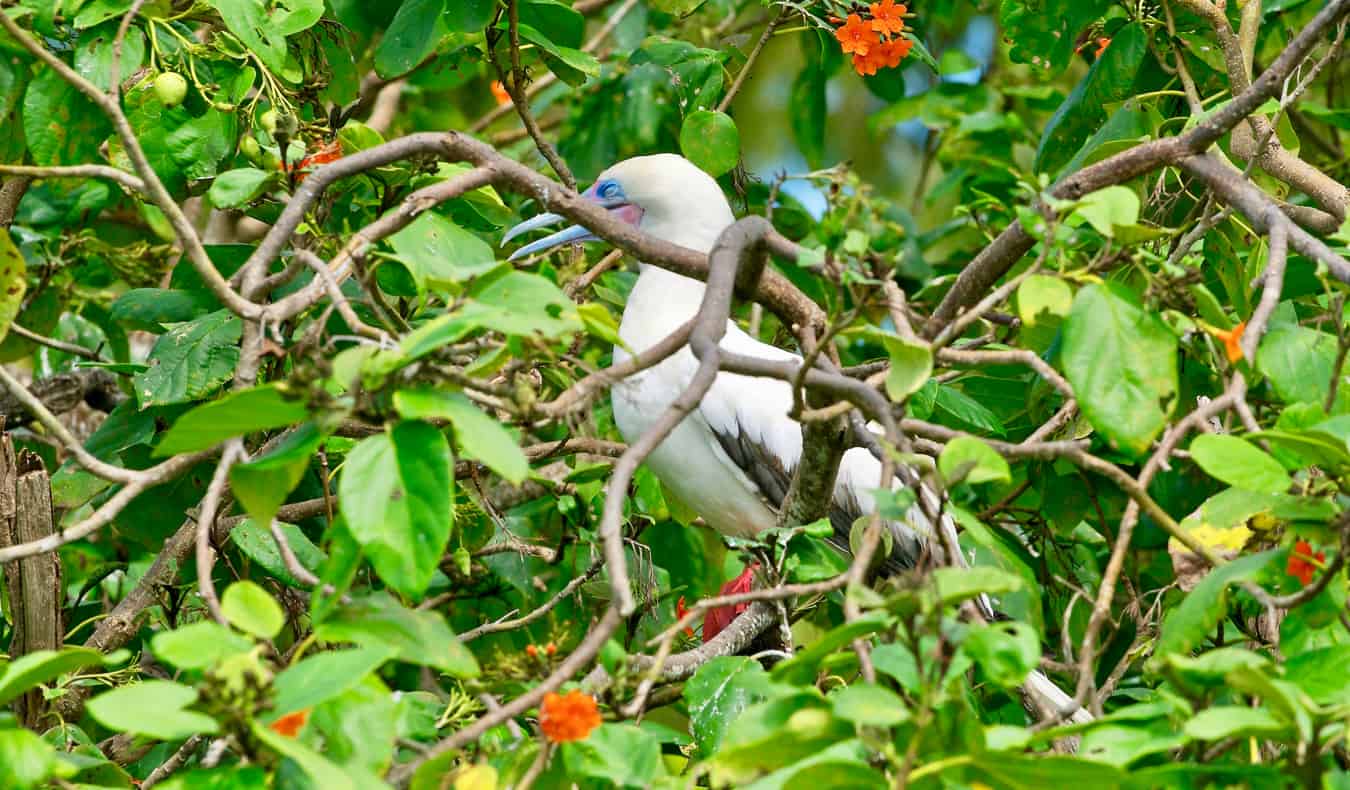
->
[{"left": 696, "top": 324, "right": 926, "bottom": 568}]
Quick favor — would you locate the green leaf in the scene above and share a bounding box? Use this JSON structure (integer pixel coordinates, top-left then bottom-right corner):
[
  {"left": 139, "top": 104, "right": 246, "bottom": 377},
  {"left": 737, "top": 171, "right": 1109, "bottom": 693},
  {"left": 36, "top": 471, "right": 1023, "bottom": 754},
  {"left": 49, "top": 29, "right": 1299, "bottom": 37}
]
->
[
  {"left": 386, "top": 212, "right": 498, "bottom": 290},
  {"left": 1016, "top": 274, "right": 1072, "bottom": 325},
  {"left": 1258, "top": 323, "right": 1347, "bottom": 410},
  {"left": 679, "top": 110, "right": 740, "bottom": 177},
  {"left": 1155, "top": 551, "right": 1275, "bottom": 659},
  {"left": 22, "top": 67, "right": 112, "bottom": 165},
  {"left": 519, "top": 25, "right": 601, "bottom": 87},
  {"left": 880, "top": 334, "right": 932, "bottom": 402},
  {"left": 152, "top": 621, "right": 255, "bottom": 670},
  {"left": 230, "top": 519, "right": 326, "bottom": 588},
  {"left": 1074, "top": 186, "right": 1140, "bottom": 238},
  {"left": 1189, "top": 434, "right": 1291, "bottom": 494},
  {"left": 208, "top": 0, "right": 324, "bottom": 74},
  {"left": 939, "top": 436, "right": 1011, "bottom": 485},
  {"left": 315, "top": 593, "right": 480, "bottom": 677},
  {"left": 1184, "top": 706, "right": 1288, "bottom": 740},
  {"left": 132, "top": 310, "right": 242, "bottom": 407},
  {"left": 0, "top": 648, "right": 105, "bottom": 707},
  {"left": 73, "top": 21, "right": 146, "bottom": 93},
  {"left": 156, "top": 385, "right": 309, "bottom": 456},
  {"left": 1062, "top": 283, "right": 1177, "bottom": 456},
  {"left": 1035, "top": 22, "right": 1148, "bottom": 174},
  {"left": 208, "top": 168, "right": 273, "bottom": 208},
  {"left": 252, "top": 721, "right": 370, "bottom": 790},
  {"left": 374, "top": 0, "right": 448, "bottom": 79},
  {"left": 229, "top": 423, "right": 325, "bottom": 525},
  {"left": 87, "top": 680, "right": 220, "bottom": 740},
  {"left": 338, "top": 421, "right": 454, "bottom": 597},
  {"left": 395, "top": 389, "right": 528, "bottom": 483},
  {"left": 271, "top": 646, "right": 398, "bottom": 716},
  {"left": 445, "top": 0, "right": 494, "bottom": 31},
  {"left": 684, "top": 657, "right": 780, "bottom": 757},
  {"left": 0, "top": 728, "right": 68, "bottom": 789},
  {"left": 220, "top": 580, "right": 286, "bottom": 639},
  {"left": 962, "top": 621, "right": 1040, "bottom": 689},
  {"left": 830, "top": 683, "right": 910, "bottom": 727},
  {"left": 109, "top": 288, "right": 208, "bottom": 331},
  {"left": 561, "top": 724, "right": 663, "bottom": 788},
  {"left": 933, "top": 566, "right": 1024, "bottom": 608},
  {"left": 0, "top": 229, "right": 27, "bottom": 344}
]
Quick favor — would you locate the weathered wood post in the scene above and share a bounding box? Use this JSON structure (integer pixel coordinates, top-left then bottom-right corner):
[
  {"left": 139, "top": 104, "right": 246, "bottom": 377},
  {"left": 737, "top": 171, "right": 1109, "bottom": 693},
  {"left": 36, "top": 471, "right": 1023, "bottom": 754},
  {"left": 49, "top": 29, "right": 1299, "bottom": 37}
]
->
[{"left": 0, "top": 420, "right": 63, "bottom": 727}]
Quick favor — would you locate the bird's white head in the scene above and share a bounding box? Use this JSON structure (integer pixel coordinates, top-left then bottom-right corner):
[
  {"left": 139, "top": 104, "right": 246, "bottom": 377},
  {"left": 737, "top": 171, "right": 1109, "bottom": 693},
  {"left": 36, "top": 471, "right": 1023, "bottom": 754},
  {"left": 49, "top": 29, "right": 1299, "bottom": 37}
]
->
[{"left": 502, "top": 153, "right": 735, "bottom": 260}]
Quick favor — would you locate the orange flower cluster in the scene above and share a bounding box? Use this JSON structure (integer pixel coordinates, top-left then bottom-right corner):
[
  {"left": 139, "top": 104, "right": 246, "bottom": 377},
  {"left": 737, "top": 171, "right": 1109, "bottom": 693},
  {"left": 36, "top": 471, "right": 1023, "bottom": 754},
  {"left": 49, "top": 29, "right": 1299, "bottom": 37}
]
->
[
  {"left": 834, "top": 0, "right": 914, "bottom": 76},
  {"left": 490, "top": 80, "right": 512, "bottom": 106},
  {"left": 540, "top": 690, "right": 601, "bottom": 743},
  {"left": 1288, "top": 539, "right": 1325, "bottom": 586},
  {"left": 282, "top": 139, "right": 343, "bottom": 182}
]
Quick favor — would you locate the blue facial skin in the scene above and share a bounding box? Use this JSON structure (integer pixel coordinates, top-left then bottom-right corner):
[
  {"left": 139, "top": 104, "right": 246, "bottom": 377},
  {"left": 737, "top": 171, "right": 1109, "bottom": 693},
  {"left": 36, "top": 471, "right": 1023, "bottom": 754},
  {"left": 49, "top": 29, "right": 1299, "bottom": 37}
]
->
[{"left": 595, "top": 180, "right": 624, "bottom": 203}]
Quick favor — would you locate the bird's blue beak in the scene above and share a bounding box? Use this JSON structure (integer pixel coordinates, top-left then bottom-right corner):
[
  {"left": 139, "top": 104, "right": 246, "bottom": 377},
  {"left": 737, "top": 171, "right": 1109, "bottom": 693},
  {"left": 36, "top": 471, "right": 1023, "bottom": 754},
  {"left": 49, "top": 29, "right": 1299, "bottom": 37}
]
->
[{"left": 501, "top": 186, "right": 641, "bottom": 261}]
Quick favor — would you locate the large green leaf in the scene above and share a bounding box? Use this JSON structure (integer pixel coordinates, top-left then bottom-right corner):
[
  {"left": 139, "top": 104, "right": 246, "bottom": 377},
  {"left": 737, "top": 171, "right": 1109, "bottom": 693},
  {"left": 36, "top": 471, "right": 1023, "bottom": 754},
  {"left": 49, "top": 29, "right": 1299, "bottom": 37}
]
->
[
  {"left": 562, "top": 724, "right": 664, "bottom": 788},
  {"left": 1258, "top": 323, "right": 1349, "bottom": 411},
  {"left": 679, "top": 110, "right": 740, "bottom": 177},
  {"left": 271, "top": 645, "right": 398, "bottom": 716},
  {"left": 1062, "top": 283, "right": 1177, "bottom": 456},
  {"left": 0, "top": 648, "right": 106, "bottom": 708},
  {"left": 0, "top": 229, "right": 26, "bottom": 344},
  {"left": 1036, "top": 22, "right": 1148, "bottom": 174},
  {"left": 0, "top": 728, "right": 69, "bottom": 789},
  {"left": 315, "top": 593, "right": 480, "bottom": 677},
  {"left": 374, "top": 0, "right": 448, "bottom": 79},
  {"left": 132, "top": 309, "right": 242, "bottom": 407},
  {"left": 230, "top": 519, "right": 326, "bottom": 587},
  {"left": 229, "top": 423, "right": 325, "bottom": 525},
  {"left": 156, "top": 384, "right": 309, "bottom": 455},
  {"left": 87, "top": 680, "right": 220, "bottom": 740},
  {"left": 21, "top": 67, "right": 113, "bottom": 165},
  {"left": 1155, "top": 551, "right": 1275, "bottom": 659},
  {"left": 394, "top": 389, "right": 528, "bottom": 483},
  {"left": 221, "top": 581, "right": 285, "bottom": 639},
  {"left": 152, "top": 621, "right": 254, "bottom": 670},
  {"left": 386, "top": 212, "right": 498, "bottom": 290},
  {"left": 684, "top": 657, "right": 781, "bottom": 758},
  {"left": 338, "top": 421, "right": 454, "bottom": 597},
  {"left": 1189, "top": 434, "right": 1291, "bottom": 494},
  {"left": 208, "top": 0, "right": 324, "bottom": 74}
]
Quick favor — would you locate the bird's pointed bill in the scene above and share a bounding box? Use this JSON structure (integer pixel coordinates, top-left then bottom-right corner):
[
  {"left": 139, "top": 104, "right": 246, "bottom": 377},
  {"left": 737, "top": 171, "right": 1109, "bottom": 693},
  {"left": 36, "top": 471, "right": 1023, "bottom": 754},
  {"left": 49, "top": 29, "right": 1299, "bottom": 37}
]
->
[
  {"left": 502, "top": 194, "right": 642, "bottom": 261},
  {"left": 506, "top": 224, "right": 599, "bottom": 261}
]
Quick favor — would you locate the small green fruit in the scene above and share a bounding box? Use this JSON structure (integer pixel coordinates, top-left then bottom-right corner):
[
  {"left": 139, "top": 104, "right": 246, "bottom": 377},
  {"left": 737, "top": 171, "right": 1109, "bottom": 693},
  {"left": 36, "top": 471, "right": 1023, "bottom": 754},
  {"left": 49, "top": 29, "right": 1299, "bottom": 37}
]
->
[
  {"left": 259, "top": 109, "right": 278, "bottom": 135},
  {"left": 238, "top": 136, "right": 261, "bottom": 164},
  {"left": 153, "top": 72, "right": 188, "bottom": 107}
]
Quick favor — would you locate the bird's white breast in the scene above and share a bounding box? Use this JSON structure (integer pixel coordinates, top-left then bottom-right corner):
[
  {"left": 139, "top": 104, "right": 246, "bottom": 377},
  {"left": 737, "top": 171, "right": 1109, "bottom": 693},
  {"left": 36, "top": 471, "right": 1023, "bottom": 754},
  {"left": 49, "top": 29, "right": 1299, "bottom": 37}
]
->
[{"left": 610, "top": 267, "right": 780, "bottom": 538}]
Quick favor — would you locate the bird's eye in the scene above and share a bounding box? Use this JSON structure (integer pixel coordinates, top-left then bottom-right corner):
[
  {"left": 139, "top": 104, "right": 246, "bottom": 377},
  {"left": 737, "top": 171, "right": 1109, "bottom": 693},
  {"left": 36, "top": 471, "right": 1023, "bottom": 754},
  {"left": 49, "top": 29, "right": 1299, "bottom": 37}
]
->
[{"left": 597, "top": 181, "right": 621, "bottom": 199}]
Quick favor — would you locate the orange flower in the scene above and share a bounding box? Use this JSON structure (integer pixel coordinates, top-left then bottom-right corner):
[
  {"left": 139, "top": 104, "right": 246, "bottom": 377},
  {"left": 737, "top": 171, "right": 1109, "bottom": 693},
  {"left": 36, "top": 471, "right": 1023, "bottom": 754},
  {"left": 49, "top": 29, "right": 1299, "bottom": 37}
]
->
[
  {"left": 544, "top": 642, "right": 557, "bottom": 656},
  {"left": 676, "top": 596, "right": 695, "bottom": 638},
  {"left": 526, "top": 644, "right": 539, "bottom": 659},
  {"left": 1288, "top": 539, "right": 1325, "bottom": 586},
  {"left": 1095, "top": 37, "right": 1111, "bottom": 57},
  {"left": 876, "top": 37, "right": 913, "bottom": 68},
  {"left": 540, "top": 690, "right": 601, "bottom": 743},
  {"left": 491, "top": 80, "right": 511, "bottom": 106},
  {"left": 851, "top": 50, "right": 884, "bottom": 76},
  {"left": 1210, "top": 321, "right": 1246, "bottom": 363},
  {"left": 870, "top": 0, "right": 908, "bottom": 38},
  {"left": 270, "top": 709, "right": 310, "bottom": 737},
  {"left": 835, "top": 14, "right": 878, "bottom": 57}
]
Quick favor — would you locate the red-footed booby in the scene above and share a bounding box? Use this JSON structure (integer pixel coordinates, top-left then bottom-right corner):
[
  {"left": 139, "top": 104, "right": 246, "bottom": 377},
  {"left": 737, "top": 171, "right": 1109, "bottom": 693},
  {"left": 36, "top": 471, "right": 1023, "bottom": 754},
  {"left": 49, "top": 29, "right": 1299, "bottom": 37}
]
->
[{"left": 503, "top": 154, "right": 1088, "bottom": 723}]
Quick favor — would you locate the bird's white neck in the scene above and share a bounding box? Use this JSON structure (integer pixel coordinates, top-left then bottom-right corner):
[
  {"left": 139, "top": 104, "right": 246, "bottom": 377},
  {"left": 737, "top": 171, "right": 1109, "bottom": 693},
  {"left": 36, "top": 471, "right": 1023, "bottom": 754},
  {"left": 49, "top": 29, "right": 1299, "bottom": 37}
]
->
[{"left": 620, "top": 264, "right": 709, "bottom": 352}]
